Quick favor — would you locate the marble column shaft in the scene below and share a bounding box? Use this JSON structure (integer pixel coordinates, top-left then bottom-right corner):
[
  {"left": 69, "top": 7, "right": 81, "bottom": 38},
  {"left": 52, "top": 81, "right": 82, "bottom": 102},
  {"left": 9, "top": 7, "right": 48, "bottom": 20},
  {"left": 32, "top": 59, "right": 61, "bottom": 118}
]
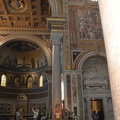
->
[
  {"left": 50, "top": 33, "right": 63, "bottom": 119},
  {"left": 98, "top": 0, "right": 120, "bottom": 119}
]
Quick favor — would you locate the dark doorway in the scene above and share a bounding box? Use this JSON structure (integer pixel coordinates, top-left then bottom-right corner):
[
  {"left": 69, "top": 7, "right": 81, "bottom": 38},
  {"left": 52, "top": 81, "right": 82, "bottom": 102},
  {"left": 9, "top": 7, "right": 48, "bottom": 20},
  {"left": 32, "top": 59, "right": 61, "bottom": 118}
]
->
[{"left": 91, "top": 99, "right": 104, "bottom": 120}]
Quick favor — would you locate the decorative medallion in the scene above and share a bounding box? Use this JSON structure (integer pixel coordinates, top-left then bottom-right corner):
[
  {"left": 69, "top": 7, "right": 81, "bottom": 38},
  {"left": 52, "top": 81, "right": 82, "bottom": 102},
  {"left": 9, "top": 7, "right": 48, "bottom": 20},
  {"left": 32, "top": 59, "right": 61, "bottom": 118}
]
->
[
  {"left": 6, "top": 0, "right": 27, "bottom": 13},
  {"left": 10, "top": 0, "right": 24, "bottom": 9}
]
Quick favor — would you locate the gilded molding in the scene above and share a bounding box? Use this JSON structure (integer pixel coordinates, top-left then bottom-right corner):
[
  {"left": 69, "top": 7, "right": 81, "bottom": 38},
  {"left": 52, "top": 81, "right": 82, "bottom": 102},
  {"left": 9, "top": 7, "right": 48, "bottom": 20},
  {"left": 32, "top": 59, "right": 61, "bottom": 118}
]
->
[{"left": 0, "top": 29, "right": 50, "bottom": 35}]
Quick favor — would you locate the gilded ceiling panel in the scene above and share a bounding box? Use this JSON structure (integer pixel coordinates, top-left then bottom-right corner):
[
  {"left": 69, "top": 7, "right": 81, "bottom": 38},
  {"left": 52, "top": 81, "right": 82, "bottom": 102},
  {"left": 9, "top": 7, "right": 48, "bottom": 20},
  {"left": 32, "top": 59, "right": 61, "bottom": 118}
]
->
[{"left": 0, "top": 0, "right": 51, "bottom": 28}]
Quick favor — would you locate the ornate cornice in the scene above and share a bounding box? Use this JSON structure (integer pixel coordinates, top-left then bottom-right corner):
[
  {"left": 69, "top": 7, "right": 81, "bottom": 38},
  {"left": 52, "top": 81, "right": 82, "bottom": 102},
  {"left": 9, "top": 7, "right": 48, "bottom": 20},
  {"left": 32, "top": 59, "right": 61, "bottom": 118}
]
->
[
  {"left": 0, "top": 28, "right": 50, "bottom": 35},
  {"left": 47, "top": 17, "right": 66, "bottom": 32}
]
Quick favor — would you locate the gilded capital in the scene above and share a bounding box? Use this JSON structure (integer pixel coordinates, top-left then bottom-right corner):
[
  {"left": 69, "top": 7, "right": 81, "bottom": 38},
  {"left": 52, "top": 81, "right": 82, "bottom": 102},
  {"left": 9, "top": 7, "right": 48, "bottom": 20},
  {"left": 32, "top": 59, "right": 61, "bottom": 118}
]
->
[{"left": 50, "top": 33, "right": 63, "bottom": 45}]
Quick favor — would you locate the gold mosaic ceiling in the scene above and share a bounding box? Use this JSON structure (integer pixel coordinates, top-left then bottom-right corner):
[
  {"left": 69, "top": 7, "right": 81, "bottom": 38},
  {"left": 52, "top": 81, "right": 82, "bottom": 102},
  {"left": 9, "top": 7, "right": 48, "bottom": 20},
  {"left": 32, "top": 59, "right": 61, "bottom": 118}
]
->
[{"left": 0, "top": 0, "right": 51, "bottom": 29}]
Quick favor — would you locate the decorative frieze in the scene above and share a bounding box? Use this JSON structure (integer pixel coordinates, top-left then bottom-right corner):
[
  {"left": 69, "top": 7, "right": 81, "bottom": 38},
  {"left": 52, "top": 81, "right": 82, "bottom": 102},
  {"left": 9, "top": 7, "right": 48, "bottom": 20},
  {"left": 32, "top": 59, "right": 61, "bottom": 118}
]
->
[
  {"left": 0, "top": 29, "right": 50, "bottom": 35},
  {"left": 63, "top": 1, "right": 71, "bottom": 70}
]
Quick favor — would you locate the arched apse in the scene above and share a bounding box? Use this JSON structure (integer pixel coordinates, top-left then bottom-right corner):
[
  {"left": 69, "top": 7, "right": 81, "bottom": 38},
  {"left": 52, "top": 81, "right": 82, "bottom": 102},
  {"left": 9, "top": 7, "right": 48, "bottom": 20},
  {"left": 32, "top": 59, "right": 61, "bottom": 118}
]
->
[
  {"left": 48, "top": 0, "right": 63, "bottom": 17},
  {"left": 0, "top": 34, "right": 52, "bottom": 68},
  {"left": 75, "top": 51, "right": 106, "bottom": 70}
]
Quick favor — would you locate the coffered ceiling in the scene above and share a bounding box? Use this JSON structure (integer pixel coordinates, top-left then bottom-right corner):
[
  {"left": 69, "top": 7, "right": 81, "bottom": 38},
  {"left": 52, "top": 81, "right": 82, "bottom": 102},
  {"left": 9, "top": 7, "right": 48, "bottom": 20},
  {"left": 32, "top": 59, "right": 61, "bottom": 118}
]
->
[{"left": 0, "top": 0, "right": 51, "bottom": 29}]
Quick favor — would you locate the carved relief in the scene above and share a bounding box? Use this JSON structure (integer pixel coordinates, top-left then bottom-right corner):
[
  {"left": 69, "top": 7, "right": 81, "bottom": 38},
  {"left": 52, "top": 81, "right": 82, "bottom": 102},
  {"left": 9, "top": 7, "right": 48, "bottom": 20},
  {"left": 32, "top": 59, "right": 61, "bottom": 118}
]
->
[
  {"left": 82, "top": 58, "right": 109, "bottom": 88},
  {"left": 83, "top": 78, "right": 109, "bottom": 88}
]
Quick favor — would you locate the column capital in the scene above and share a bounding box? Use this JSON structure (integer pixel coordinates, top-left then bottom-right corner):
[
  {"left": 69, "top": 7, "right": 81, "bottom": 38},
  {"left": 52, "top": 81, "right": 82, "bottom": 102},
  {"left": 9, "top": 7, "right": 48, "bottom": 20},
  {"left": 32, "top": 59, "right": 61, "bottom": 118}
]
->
[{"left": 50, "top": 33, "right": 63, "bottom": 45}]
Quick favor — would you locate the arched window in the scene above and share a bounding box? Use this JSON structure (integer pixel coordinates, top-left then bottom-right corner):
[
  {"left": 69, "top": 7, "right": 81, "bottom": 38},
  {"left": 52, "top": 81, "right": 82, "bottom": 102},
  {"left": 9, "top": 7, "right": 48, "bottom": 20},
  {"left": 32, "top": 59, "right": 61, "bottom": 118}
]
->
[
  {"left": 91, "top": 0, "right": 98, "bottom": 1},
  {"left": 39, "top": 75, "right": 43, "bottom": 87},
  {"left": 1, "top": 74, "right": 7, "bottom": 87},
  {"left": 14, "top": 76, "right": 20, "bottom": 88},
  {"left": 27, "top": 76, "right": 33, "bottom": 88}
]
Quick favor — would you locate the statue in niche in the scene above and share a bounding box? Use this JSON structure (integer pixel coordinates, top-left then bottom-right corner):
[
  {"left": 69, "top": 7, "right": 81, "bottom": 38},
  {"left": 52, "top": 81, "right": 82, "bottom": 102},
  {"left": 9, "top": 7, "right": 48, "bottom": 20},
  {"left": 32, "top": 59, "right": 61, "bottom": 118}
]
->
[
  {"left": 108, "top": 97, "right": 113, "bottom": 113},
  {"left": 37, "top": 60, "right": 39, "bottom": 68},
  {"left": 39, "top": 58, "right": 43, "bottom": 67},
  {"left": 3, "top": 55, "right": 10, "bottom": 67},
  {"left": 12, "top": 56, "right": 17, "bottom": 68},
  {"left": 14, "top": 77, "right": 20, "bottom": 88},
  {"left": 31, "top": 57, "right": 35, "bottom": 69},
  {"left": 21, "top": 77, "right": 26, "bottom": 84},
  {"left": 72, "top": 86, "right": 77, "bottom": 103}
]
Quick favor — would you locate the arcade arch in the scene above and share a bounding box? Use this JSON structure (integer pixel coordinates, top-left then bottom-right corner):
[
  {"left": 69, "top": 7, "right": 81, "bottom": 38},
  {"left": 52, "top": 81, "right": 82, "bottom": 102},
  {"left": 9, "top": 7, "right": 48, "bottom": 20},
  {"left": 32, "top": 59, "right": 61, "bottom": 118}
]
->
[
  {"left": 75, "top": 51, "right": 114, "bottom": 120},
  {"left": 48, "top": 0, "right": 63, "bottom": 17}
]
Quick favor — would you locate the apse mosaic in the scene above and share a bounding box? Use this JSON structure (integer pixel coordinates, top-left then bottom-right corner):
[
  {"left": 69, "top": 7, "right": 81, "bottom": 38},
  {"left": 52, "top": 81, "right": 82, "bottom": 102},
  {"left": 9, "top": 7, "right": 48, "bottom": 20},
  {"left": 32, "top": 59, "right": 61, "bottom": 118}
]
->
[
  {"left": 0, "top": 41, "right": 48, "bottom": 72},
  {"left": 6, "top": 41, "right": 39, "bottom": 52}
]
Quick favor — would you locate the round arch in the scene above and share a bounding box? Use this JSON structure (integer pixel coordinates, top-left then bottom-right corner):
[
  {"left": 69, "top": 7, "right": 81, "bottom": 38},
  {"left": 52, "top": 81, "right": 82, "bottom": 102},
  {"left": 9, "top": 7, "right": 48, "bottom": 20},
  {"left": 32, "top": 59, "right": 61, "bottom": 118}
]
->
[
  {"left": 0, "top": 34, "right": 52, "bottom": 68},
  {"left": 76, "top": 51, "right": 106, "bottom": 70},
  {"left": 48, "top": 0, "right": 63, "bottom": 16}
]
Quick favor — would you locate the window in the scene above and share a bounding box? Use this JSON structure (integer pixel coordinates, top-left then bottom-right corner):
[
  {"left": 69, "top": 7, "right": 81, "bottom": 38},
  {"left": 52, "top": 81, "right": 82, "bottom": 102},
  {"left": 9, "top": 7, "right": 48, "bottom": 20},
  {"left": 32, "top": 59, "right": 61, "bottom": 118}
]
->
[
  {"left": 1, "top": 74, "right": 7, "bottom": 87},
  {"left": 27, "top": 77, "right": 33, "bottom": 88},
  {"left": 14, "top": 76, "right": 20, "bottom": 88},
  {"left": 39, "top": 75, "right": 43, "bottom": 87},
  {"left": 91, "top": 0, "right": 98, "bottom": 1}
]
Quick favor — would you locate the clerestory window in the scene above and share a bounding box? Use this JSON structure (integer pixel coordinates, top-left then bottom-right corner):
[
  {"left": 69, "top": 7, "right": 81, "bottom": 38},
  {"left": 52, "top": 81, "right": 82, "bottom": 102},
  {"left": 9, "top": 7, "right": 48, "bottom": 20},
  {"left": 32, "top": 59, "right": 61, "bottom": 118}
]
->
[
  {"left": 1, "top": 74, "right": 7, "bottom": 87},
  {"left": 91, "top": 0, "right": 98, "bottom": 1},
  {"left": 39, "top": 75, "right": 43, "bottom": 87}
]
